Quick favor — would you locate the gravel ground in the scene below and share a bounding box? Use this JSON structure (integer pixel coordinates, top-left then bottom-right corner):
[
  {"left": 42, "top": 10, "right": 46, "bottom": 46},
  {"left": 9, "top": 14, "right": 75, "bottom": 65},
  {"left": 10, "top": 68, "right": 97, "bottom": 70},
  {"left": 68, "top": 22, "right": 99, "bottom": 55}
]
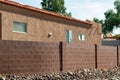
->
[{"left": 1, "top": 66, "right": 120, "bottom": 80}]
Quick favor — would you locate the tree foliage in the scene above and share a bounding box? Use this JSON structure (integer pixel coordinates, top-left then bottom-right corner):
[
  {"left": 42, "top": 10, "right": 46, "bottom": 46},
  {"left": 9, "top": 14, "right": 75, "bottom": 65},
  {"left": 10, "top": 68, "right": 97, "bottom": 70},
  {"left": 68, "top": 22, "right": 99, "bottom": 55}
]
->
[
  {"left": 115, "top": 34, "right": 120, "bottom": 39},
  {"left": 93, "top": 18, "right": 106, "bottom": 34},
  {"left": 41, "top": 0, "right": 71, "bottom": 17},
  {"left": 93, "top": 0, "right": 120, "bottom": 35}
]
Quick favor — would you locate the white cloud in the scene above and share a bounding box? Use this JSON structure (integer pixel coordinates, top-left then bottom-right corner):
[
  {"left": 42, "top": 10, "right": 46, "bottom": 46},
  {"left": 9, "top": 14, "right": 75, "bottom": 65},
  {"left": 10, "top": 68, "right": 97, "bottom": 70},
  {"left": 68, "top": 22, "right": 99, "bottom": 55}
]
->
[
  {"left": 113, "top": 27, "right": 120, "bottom": 35},
  {"left": 66, "top": 0, "right": 114, "bottom": 20}
]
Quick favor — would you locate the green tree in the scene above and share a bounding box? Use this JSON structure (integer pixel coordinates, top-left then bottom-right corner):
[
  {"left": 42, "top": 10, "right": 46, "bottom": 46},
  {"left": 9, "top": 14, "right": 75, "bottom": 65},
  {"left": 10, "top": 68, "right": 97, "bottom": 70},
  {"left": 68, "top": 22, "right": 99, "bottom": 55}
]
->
[
  {"left": 93, "top": 17, "right": 103, "bottom": 24},
  {"left": 104, "top": 9, "right": 117, "bottom": 33},
  {"left": 93, "top": 0, "right": 120, "bottom": 35},
  {"left": 41, "top": 0, "right": 71, "bottom": 17}
]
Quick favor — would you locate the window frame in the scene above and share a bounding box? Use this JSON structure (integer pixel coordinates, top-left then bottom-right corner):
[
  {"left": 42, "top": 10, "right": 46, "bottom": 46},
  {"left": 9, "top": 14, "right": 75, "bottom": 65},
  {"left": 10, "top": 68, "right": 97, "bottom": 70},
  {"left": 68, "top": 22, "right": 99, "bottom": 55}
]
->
[
  {"left": 66, "top": 30, "right": 73, "bottom": 43},
  {"left": 13, "top": 21, "right": 27, "bottom": 33},
  {"left": 78, "top": 34, "right": 85, "bottom": 41}
]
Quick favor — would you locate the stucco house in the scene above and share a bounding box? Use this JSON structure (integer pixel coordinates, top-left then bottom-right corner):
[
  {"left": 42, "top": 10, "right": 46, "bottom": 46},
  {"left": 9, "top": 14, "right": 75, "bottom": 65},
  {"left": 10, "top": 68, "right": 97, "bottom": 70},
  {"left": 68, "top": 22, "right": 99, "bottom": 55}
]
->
[{"left": 0, "top": 0, "right": 102, "bottom": 44}]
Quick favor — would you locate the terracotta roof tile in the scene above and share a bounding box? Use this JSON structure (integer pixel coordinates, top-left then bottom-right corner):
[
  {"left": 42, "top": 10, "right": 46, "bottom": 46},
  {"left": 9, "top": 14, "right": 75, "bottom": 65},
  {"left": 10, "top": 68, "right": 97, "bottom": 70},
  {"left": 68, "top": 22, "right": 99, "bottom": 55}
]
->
[{"left": 0, "top": 0, "right": 92, "bottom": 26}]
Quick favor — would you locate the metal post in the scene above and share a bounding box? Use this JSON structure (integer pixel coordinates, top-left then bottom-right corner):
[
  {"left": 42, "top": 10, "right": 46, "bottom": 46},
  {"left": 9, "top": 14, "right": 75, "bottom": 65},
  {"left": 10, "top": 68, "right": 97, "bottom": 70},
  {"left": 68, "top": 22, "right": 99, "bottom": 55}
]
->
[
  {"left": 95, "top": 44, "right": 97, "bottom": 68},
  {"left": 59, "top": 41, "right": 63, "bottom": 71}
]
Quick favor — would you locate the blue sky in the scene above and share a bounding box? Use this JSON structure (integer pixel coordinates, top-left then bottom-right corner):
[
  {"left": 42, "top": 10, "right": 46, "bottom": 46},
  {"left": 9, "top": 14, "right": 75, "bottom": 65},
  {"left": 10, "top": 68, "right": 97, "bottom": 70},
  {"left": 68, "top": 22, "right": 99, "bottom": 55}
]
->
[{"left": 11, "top": 0, "right": 119, "bottom": 34}]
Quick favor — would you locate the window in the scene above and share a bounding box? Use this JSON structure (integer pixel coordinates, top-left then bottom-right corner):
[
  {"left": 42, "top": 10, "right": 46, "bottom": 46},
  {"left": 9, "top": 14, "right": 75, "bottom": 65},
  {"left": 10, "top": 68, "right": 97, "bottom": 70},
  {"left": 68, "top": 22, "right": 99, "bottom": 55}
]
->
[
  {"left": 13, "top": 21, "right": 27, "bottom": 32},
  {"left": 66, "top": 30, "right": 72, "bottom": 43},
  {"left": 78, "top": 34, "right": 85, "bottom": 41}
]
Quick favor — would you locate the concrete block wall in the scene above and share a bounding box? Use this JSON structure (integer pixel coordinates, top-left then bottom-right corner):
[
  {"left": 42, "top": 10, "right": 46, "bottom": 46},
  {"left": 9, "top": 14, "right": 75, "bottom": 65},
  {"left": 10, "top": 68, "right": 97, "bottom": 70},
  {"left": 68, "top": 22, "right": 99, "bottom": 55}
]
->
[
  {"left": 0, "top": 40, "right": 60, "bottom": 74},
  {"left": 97, "top": 46, "right": 117, "bottom": 69},
  {"left": 62, "top": 43, "right": 95, "bottom": 71},
  {"left": 0, "top": 40, "right": 119, "bottom": 74},
  {"left": 119, "top": 46, "right": 120, "bottom": 65}
]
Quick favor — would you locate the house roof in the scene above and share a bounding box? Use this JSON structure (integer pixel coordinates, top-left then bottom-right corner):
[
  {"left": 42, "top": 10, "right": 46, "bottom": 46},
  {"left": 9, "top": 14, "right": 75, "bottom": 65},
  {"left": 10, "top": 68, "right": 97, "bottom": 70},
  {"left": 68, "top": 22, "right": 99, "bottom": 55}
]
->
[
  {"left": 0, "top": 0, "right": 92, "bottom": 26},
  {"left": 105, "top": 36, "right": 120, "bottom": 40}
]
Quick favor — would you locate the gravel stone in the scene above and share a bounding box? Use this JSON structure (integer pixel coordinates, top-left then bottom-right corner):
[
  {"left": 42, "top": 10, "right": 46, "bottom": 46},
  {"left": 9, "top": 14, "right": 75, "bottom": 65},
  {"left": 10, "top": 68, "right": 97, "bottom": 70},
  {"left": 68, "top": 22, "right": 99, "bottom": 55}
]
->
[{"left": 1, "top": 66, "right": 120, "bottom": 80}]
